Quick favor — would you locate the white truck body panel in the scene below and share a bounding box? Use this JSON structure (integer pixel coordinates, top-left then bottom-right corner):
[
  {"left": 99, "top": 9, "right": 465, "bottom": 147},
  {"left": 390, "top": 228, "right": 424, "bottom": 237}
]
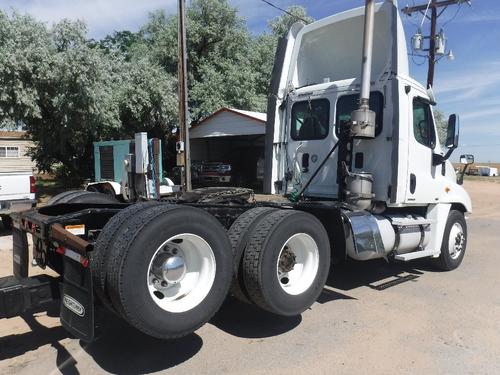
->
[
  {"left": 270, "top": 1, "right": 408, "bottom": 201},
  {"left": 269, "top": 0, "right": 471, "bottom": 213},
  {"left": 0, "top": 171, "right": 36, "bottom": 214}
]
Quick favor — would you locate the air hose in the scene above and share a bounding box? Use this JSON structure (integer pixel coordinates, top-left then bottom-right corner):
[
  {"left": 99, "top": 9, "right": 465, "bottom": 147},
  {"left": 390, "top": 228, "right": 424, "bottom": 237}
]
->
[{"left": 289, "top": 139, "right": 341, "bottom": 202}]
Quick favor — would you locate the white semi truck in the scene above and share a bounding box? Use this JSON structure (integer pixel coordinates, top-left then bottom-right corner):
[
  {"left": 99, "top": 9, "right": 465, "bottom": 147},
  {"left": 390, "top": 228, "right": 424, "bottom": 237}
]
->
[{"left": 1, "top": 0, "right": 472, "bottom": 342}]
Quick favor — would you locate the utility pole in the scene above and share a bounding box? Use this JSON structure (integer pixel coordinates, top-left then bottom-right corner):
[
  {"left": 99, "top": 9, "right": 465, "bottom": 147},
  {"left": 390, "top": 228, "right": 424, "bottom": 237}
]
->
[
  {"left": 177, "top": 0, "right": 192, "bottom": 191},
  {"left": 428, "top": 0, "right": 437, "bottom": 89},
  {"left": 402, "top": 0, "right": 468, "bottom": 89}
]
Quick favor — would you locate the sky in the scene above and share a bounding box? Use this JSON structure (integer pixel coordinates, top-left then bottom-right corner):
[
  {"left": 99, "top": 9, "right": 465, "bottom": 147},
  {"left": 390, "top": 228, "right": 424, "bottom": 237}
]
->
[{"left": 1, "top": 0, "right": 500, "bottom": 162}]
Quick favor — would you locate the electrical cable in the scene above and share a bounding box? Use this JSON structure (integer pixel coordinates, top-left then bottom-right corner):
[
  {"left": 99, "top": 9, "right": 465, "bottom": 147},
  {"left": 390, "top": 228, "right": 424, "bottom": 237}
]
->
[
  {"left": 441, "top": 2, "right": 462, "bottom": 27},
  {"left": 459, "top": 143, "right": 500, "bottom": 147},
  {"left": 411, "top": 53, "right": 428, "bottom": 66},
  {"left": 259, "top": 0, "right": 311, "bottom": 24}
]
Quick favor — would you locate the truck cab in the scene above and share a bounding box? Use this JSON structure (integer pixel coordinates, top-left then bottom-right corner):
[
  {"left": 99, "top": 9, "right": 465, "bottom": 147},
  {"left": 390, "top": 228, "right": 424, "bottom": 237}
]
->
[
  {"left": 266, "top": 0, "right": 470, "bottom": 261},
  {"left": 269, "top": 0, "right": 469, "bottom": 209}
]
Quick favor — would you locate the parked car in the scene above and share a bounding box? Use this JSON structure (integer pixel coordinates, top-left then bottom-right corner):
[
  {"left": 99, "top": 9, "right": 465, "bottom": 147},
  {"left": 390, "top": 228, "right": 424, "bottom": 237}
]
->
[
  {"left": 0, "top": 171, "right": 36, "bottom": 229},
  {"left": 198, "top": 162, "right": 232, "bottom": 185}
]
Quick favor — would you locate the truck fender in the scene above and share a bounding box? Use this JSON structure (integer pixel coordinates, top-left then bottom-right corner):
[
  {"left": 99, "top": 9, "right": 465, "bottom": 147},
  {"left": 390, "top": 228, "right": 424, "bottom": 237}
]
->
[
  {"left": 425, "top": 203, "right": 451, "bottom": 258},
  {"left": 86, "top": 181, "right": 121, "bottom": 197},
  {"left": 438, "top": 184, "right": 472, "bottom": 214}
]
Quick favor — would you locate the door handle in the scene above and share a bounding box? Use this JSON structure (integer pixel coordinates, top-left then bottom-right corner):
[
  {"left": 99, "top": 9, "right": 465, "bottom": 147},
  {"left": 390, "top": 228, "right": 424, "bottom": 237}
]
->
[
  {"left": 301, "top": 153, "right": 309, "bottom": 173},
  {"left": 410, "top": 173, "right": 416, "bottom": 194}
]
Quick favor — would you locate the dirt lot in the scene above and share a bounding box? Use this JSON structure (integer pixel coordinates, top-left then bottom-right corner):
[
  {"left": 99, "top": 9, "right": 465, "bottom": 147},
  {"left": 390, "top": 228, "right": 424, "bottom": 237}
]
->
[{"left": 1, "top": 180, "right": 499, "bottom": 374}]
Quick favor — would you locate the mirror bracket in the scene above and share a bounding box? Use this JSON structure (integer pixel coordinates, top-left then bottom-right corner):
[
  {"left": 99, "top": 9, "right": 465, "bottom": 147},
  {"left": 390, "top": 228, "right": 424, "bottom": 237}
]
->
[{"left": 432, "top": 147, "right": 455, "bottom": 166}]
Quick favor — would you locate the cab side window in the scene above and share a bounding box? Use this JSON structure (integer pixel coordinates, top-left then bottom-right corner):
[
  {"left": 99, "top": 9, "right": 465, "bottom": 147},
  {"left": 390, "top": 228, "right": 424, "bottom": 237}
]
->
[
  {"left": 412, "top": 99, "right": 436, "bottom": 148},
  {"left": 335, "top": 91, "right": 384, "bottom": 137},
  {"left": 291, "top": 99, "right": 330, "bottom": 141}
]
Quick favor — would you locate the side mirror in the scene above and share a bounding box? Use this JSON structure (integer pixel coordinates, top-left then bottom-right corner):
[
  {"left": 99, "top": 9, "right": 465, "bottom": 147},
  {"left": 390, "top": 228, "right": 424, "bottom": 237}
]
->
[
  {"left": 457, "top": 154, "right": 474, "bottom": 185},
  {"left": 460, "top": 154, "right": 474, "bottom": 165},
  {"left": 445, "top": 114, "right": 459, "bottom": 149},
  {"left": 434, "top": 113, "right": 460, "bottom": 165}
]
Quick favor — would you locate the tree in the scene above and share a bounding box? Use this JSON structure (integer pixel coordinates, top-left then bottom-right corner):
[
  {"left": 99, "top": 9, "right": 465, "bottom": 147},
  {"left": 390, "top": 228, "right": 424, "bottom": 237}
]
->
[
  {"left": 116, "top": 58, "right": 178, "bottom": 138},
  {"left": 135, "top": 0, "right": 268, "bottom": 120},
  {"left": 268, "top": 6, "right": 313, "bottom": 38},
  {"left": 27, "top": 20, "right": 122, "bottom": 182},
  {"left": 0, "top": 1, "right": 314, "bottom": 183},
  {"left": 247, "top": 6, "right": 314, "bottom": 108},
  {"left": 0, "top": 11, "right": 53, "bottom": 129}
]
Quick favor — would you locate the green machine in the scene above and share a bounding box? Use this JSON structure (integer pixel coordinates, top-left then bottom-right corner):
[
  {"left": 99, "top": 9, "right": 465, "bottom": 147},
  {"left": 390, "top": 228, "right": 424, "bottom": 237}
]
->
[
  {"left": 89, "top": 133, "right": 177, "bottom": 201},
  {"left": 93, "top": 139, "right": 163, "bottom": 184}
]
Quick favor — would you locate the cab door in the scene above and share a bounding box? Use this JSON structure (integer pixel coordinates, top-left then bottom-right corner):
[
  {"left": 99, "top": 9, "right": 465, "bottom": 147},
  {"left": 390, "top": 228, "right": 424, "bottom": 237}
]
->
[
  {"left": 285, "top": 97, "right": 338, "bottom": 198},
  {"left": 405, "top": 95, "right": 439, "bottom": 203}
]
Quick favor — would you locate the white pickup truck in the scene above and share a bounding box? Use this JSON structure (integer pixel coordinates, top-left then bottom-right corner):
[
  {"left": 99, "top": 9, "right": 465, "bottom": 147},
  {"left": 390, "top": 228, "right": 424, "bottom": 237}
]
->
[{"left": 0, "top": 171, "right": 36, "bottom": 229}]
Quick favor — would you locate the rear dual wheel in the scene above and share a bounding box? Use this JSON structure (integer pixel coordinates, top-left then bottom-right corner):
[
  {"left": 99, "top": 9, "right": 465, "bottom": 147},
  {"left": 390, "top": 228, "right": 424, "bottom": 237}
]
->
[
  {"left": 227, "top": 207, "right": 278, "bottom": 302},
  {"left": 93, "top": 204, "right": 232, "bottom": 338},
  {"left": 240, "top": 210, "right": 331, "bottom": 316}
]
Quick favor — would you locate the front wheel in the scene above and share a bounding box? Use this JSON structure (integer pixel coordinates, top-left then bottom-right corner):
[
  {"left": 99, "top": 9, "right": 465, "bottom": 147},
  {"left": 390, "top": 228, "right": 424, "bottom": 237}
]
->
[{"left": 433, "top": 210, "right": 467, "bottom": 271}]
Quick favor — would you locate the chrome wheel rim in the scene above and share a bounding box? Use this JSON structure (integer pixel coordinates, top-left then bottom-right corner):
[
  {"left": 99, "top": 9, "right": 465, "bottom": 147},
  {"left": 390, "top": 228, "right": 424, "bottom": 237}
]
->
[
  {"left": 147, "top": 233, "right": 216, "bottom": 313},
  {"left": 448, "top": 222, "right": 465, "bottom": 260}
]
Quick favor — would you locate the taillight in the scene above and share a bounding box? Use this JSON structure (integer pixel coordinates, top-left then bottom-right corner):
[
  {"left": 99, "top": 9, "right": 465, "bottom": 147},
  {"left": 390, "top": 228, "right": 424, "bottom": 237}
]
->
[{"left": 30, "top": 176, "right": 36, "bottom": 194}]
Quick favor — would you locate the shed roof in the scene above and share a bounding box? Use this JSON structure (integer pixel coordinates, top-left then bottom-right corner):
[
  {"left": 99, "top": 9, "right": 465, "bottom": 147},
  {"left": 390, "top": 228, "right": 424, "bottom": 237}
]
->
[
  {"left": 190, "top": 107, "right": 266, "bottom": 139},
  {"left": 0, "top": 131, "right": 28, "bottom": 140}
]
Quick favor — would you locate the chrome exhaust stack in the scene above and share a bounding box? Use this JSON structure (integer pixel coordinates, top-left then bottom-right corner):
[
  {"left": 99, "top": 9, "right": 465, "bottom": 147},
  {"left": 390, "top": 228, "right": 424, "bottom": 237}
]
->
[{"left": 351, "top": 0, "right": 376, "bottom": 139}]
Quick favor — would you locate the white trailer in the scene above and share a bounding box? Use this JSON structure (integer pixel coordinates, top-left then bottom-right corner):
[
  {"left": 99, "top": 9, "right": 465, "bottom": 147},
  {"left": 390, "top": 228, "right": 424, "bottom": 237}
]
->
[
  {"left": 2, "top": 0, "right": 473, "bottom": 342},
  {"left": 477, "top": 166, "right": 498, "bottom": 177}
]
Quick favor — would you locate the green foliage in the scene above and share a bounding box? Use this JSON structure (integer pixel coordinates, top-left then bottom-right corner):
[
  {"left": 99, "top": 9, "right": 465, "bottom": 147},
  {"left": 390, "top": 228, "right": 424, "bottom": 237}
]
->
[
  {"left": 135, "top": 0, "right": 271, "bottom": 120},
  {"left": 0, "top": 2, "right": 313, "bottom": 182},
  {"left": 268, "top": 5, "right": 313, "bottom": 37}
]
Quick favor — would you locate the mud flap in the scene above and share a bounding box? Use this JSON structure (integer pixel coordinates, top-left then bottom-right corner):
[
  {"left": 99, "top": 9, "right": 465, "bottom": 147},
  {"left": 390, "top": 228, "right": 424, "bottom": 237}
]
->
[
  {"left": 60, "top": 256, "right": 95, "bottom": 342},
  {"left": 12, "top": 228, "right": 29, "bottom": 279}
]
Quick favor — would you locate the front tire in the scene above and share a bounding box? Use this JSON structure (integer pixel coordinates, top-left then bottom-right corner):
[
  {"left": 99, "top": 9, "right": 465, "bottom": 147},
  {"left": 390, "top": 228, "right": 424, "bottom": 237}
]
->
[
  {"left": 433, "top": 210, "right": 467, "bottom": 271},
  {"left": 242, "top": 210, "right": 330, "bottom": 316}
]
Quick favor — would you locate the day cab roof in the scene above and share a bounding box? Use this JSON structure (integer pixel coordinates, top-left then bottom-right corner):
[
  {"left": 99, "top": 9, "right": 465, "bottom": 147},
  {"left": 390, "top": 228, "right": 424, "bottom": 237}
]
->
[{"left": 278, "top": 0, "right": 427, "bottom": 97}]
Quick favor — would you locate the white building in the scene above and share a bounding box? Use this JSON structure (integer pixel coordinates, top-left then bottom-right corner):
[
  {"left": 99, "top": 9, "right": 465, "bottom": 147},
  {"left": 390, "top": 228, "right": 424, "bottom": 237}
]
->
[
  {"left": 0, "top": 131, "right": 36, "bottom": 172},
  {"left": 190, "top": 108, "right": 266, "bottom": 189}
]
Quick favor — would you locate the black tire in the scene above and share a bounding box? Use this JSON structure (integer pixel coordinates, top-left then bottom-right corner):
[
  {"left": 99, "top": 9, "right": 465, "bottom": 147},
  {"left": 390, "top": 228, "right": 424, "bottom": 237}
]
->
[
  {"left": 91, "top": 201, "right": 161, "bottom": 310},
  {"left": 47, "top": 190, "right": 117, "bottom": 205},
  {"left": 432, "top": 210, "right": 467, "bottom": 271},
  {"left": 242, "top": 210, "right": 331, "bottom": 316},
  {"left": 1, "top": 215, "right": 12, "bottom": 230},
  {"left": 46, "top": 190, "right": 84, "bottom": 205},
  {"left": 106, "top": 205, "right": 233, "bottom": 338},
  {"left": 227, "top": 207, "right": 277, "bottom": 302}
]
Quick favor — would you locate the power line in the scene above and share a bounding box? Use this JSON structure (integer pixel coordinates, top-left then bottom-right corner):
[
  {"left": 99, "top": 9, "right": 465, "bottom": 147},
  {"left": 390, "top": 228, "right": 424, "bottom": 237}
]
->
[
  {"left": 459, "top": 143, "right": 500, "bottom": 147},
  {"left": 441, "top": 2, "right": 462, "bottom": 27},
  {"left": 259, "top": 0, "right": 310, "bottom": 24},
  {"left": 402, "top": 0, "right": 467, "bottom": 89}
]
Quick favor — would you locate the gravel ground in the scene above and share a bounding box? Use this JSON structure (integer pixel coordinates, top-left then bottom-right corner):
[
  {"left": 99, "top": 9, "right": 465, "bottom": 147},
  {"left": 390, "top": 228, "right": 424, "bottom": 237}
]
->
[{"left": 0, "top": 180, "right": 499, "bottom": 375}]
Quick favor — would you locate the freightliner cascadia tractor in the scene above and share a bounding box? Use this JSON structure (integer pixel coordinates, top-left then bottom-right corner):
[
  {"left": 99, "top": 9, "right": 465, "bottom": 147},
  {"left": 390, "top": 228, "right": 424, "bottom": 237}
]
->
[{"left": 0, "top": 0, "right": 471, "bottom": 341}]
